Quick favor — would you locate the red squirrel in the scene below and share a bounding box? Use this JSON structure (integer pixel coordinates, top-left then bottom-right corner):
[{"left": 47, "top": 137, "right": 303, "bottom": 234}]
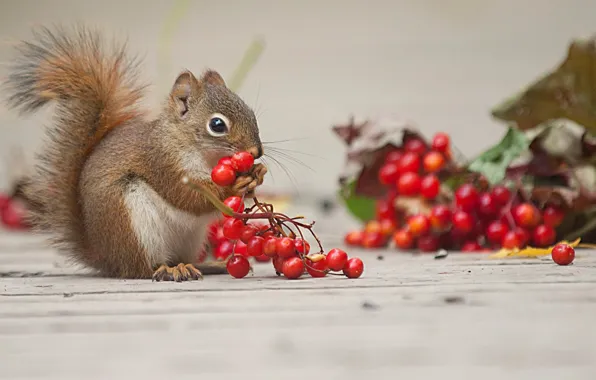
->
[{"left": 2, "top": 26, "right": 267, "bottom": 281}]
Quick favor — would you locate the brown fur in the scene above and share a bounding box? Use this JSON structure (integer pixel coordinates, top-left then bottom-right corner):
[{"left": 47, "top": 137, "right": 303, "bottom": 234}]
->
[{"left": 2, "top": 25, "right": 266, "bottom": 279}]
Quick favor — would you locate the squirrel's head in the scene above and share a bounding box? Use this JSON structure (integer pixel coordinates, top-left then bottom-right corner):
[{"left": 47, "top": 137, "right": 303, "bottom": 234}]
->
[{"left": 164, "top": 70, "right": 263, "bottom": 169}]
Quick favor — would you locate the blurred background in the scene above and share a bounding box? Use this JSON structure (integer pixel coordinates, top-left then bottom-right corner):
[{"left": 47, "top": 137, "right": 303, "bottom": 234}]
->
[{"left": 0, "top": 0, "right": 595, "bottom": 197}]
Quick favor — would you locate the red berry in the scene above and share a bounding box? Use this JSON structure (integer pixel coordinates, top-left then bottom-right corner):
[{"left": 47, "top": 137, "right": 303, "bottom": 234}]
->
[
  {"left": 485, "top": 221, "right": 509, "bottom": 245},
  {"left": 420, "top": 174, "right": 440, "bottom": 199},
  {"left": 343, "top": 257, "right": 364, "bottom": 278},
  {"left": 214, "top": 240, "right": 234, "bottom": 260},
  {"left": 397, "top": 172, "right": 421, "bottom": 196},
  {"left": 230, "top": 151, "right": 254, "bottom": 173},
  {"left": 223, "top": 196, "right": 245, "bottom": 217},
  {"left": 461, "top": 241, "right": 482, "bottom": 252},
  {"left": 379, "top": 218, "right": 398, "bottom": 236},
  {"left": 551, "top": 243, "right": 575, "bottom": 266},
  {"left": 222, "top": 218, "right": 244, "bottom": 240},
  {"left": 344, "top": 230, "right": 364, "bottom": 246},
  {"left": 501, "top": 230, "right": 527, "bottom": 250},
  {"left": 239, "top": 224, "right": 259, "bottom": 243},
  {"left": 393, "top": 229, "right": 414, "bottom": 249},
  {"left": 452, "top": 210, "right": 474, "bottom": 234},
  {"left": 429, "top": 205, "right": 452, "bottom": 232},
  {"left": 431, "top": 132, "right": 450, "bottom": 153},
  {"left": 543, "top": 205, "right": 565, "bottom": 227},
  {"left": 422, "top": 151, "right": 445, "bottom": 173},
  {"left": 305, "top": 256, "right": 328, "bottom": 277},
  {"left": 478, "top": 193, "right": 498, "bottom": 217},
  {"left": 218, "top": 156, "right": 234, "bottom": 167},
  {"left": 376, "top": 199, "right": 396, "bottom": 220},
  {"left": 532, "top": 224, "right": 556, "bottom": 247},
  {"left": 254, "top": 254, "right": 271, "bottom": 262},
  {"left": 276, "top": 237, "right": 296, "bottom": 258},
  {"left": 490, "top": 185, "right": 511, "bottom": 206},
  {"left": 417, "top": 234, "right": 440, "bottom": 252},
  {"left": 362, "top": 231, "right": 385, "bottom": 248},
  {"left": 282, "top": 257, "right": 305, "bottom": 279},
  {"left": 263, "top": 237, "right": 278, "bottom": 257},
  {"left": 364, "top": 220, "right": 382, "bottom": 234},
  {"left": 226, "top": 255, "right": 251, "bottom": 278},
  {"left": 272, "top": 256, "right": 285, "bottom": 273},
  {"left": 246, "top": 236, "right": 265, "bottom": 256},
  {"left": 326, "top": 248, "right": 348, "bottom": 271},
  {"left": 234, "top": 240, "right": 248, "bottom": 257},
  {"left": 378, "top": 163, "right": 400, "bottom": 186},
  {"left": 514, "top": 227, "right": 530, "bottom": 247},
  {"left": 208, "top": 224, "right": 226, "bottom": 245},
  {"left": 385, "top": 150, "right": 404, "bottom": 164},
  {"left": 294, "top": 238, "right": 311, "bottom": 254},
  {"left": 211, "top": 164, "right": 236, "bottom": 186},
  {"left": 455, "top": 184, "right": 479, "bottom": 212},
  {"left": 404, "top": 138, "right": 427, "bottom": 155},
  {"left": 513, "top": 203, "right": 541, "bottom": 229},
  {"left": 407, "top": 214, "right": 431, "bottom": 237},
  {"left": 396, "top": 152, "right": 421, "bottom": 174}
]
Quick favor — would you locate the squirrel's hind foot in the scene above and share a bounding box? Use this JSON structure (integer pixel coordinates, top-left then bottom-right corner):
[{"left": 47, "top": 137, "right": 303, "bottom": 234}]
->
[{"left": 152, "top": 263, "right": 203, "bottom": 282}]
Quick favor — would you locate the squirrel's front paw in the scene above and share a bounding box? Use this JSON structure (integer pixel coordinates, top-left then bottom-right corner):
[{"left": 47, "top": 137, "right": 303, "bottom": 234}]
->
[
  {"left": 231, "top": 163, "right": 267, "bottom": 198},
  {"left": 152, "top": 263, "right": 203, "bottom": 282}
]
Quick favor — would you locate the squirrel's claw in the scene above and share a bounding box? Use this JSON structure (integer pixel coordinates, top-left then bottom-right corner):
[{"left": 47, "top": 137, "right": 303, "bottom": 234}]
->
[
  {"left": 152, "top": 263, "right": 203, "bottom": 282},
  {"left": 231, "top": 163, "right": 267, "bottom": 198}
]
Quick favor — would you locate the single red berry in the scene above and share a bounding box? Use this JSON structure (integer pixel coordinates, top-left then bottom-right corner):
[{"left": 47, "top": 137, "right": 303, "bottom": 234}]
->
[
  {"left": 218, "top": 156, "right": 234, "bottom": 167},
  {"left": 376, "top": 199, "right": 396, "bottom": 220},
  {"left": 294, "top": 238, "right": 311, "bottom": 254},
  {"left": 461, "top": 241, "right": 482, "bottom": 252},
  {"left": 343, "top": 257, "right": 364, "bottom": 278},
  {"left": 420, "top": 174, "right": 440, "bottom": 199},
  {"left": 379, "top": 218, "right": 398, "bottom": 236},
  {"left": 222, "top": 218, "right": 244, "bottom": 240},
  {"left": 208, "top": 224, "right": 226, "bottom": 245},
  {"left": 214, "top": 240, "right": 234, "bottom": 260},
  {"left": 397, "top": 152, "right": 421, "bottom": 174},
  {"left": 263, "top": 237, "right": 278, "bottom": 257},
  {"left": 455, "top": 184, "right": 479, "bottom": 212},
  {"left": 417, "top": 234, "right": 440, "bottom": 252},
  {"left": 431, "top": 132, "right": 450, "bottom": 153},
  {"left": 276, "top": 237, "right": 296, "bottom": 258},
  {"left": 514, "top": 227, "right": 530, "bottom": 247},
  {"left": 211, "top": 164, "right": 236, "bottom": 186},
  {"left": 452, "top": 210, "right": 474, "bottom": 234},
  {"left": 407, "top": 214, "right": 431, "bottom": 237},
  {"left": 272, "top": 256, "right": 285, "bottom": 274},
  {"left": 385, "top": 150, "right": 404, "bottom": 164},
  {"left": 282, "top": 257, "right": 305, "bottom": 279},
  {"left": 551, "top": 243, "right": 575, "bottom": 266},
  {"left": 393, "top": 229, "right": 414, "bottom": 249},
  {"left": 478, "top": 193, "right": 498, "bottom": 217},
  {"left": 344, "top": 230, "right": 364, "bottom": 246},
  {"left": 246, "top": 236, "right": 265, "bottom": 256},
  {"left": 543, "top": 205, "right": 565, "bottom": 227},
  {"left": 422, "top": 151, "right": 445, "bottom": 173},
  {"left": 362, "top": 231, "right": 385, "bottom": 248},
  {"left": 305, "top": 257, "right": 328, "bottom": 278},
  {"left": 532, "top": 224, "right": 556, "bottom": 247},
  {"left": 397, "top": 172, "right": 421, "bottom": 196},
  {"left": 429, "top": 205, "right": 452, "bottom": 232},
  {"left": 501, "top": 231, "right": 523, "bottom": 249},
  {"left": 513, "top": 203, "right": 541, "bottom": 229},
  {"left": 223, "top": 196, "right": 245, "bottom": 217},
  {"left": 485, "top": 221, "right": 509, "bottom": 245},
  {"left": 239, "top": 224, "right": 259, "bottom": 244},
  {"left": 490, "top": 185, "right": 511, "bottom": 206},
  {"left": 226, "top": 255, "right": 251, "bottom": 278},
  {"left": 230, "top": 151, "right": 254, "bottom": 173},
  {"left": 404, "top": 138, "right": 427, "bottom": 155},
  {"left": 234, "top": 240, "right": 248, "bottom": 257},
  {"left": 254, "top": 254, "right": 271, "bottom": 262},
  {"left": 364, "top": 220, "right": 382, "bottom": 234},
  {"left": 378, "top": 163, "right": 400, "bottom": 186},
  {"left": 326, "top": 248, "right": 348, "bottom": 271}
]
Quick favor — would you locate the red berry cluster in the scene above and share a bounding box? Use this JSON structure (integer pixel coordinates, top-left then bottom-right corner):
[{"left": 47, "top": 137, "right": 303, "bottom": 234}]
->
[
  {"left": 344, "top": 132, "right": 566, "bottom": 252},
  {"left": 201, "top": 152, "right": 364, "bottom": 280}
]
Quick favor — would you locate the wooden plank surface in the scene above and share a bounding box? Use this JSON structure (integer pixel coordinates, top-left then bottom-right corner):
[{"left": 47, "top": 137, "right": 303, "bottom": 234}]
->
[{"left": 1, "top": 228, "right": 596, "bottom": 380}]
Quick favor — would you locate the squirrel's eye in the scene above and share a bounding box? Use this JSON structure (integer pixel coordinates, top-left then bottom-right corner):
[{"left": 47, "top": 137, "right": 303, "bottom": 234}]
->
[{"left": 207, "top": 115, "right": 229, "bottom": 136}]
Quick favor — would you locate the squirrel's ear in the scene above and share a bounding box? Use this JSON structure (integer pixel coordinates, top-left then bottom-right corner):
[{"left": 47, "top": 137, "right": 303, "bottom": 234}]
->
[
  {"left": 170, "top": 71, "right": 197, "bottom": 118},
  {"left": 200, "top": 70, "right": 226, "bottom": 87}
]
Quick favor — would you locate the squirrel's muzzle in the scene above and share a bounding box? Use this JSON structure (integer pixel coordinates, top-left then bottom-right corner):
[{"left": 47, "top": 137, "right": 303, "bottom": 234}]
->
[{"left": 247, "top": 146, "right": 263, "bottom": 159}]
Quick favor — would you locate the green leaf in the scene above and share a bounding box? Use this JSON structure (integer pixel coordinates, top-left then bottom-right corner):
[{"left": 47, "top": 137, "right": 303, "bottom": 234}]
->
[
  {"left": 337, "top": 180, "right": 376, "bottom": 222},
  {"left": 467, "top": 127, "right": 530, "bottom": 184}
]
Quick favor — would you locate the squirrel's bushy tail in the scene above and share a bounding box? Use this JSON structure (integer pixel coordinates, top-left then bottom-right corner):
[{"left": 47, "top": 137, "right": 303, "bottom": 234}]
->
[{"left": 2, "top": 25, "right": 146, "bottom": 266}]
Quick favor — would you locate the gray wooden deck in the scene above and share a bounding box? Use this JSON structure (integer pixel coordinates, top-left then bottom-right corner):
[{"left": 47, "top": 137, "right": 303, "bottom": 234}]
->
[{"left": 1, "top": 226, "right": 596, "bottom": 379}]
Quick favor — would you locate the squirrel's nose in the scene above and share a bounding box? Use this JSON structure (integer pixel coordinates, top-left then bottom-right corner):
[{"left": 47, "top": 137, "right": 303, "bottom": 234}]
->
[{"left": 247, "top": 146, "right": 263, "bottom": 159}]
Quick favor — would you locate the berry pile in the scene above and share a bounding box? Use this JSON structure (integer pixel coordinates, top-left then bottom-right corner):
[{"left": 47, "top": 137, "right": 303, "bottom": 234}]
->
[
  {"left": 344, "top": 132, "right": 567, "bottom": 253},
  {"left": 188, "top": 151, "right": 365, "bottom": 280}
]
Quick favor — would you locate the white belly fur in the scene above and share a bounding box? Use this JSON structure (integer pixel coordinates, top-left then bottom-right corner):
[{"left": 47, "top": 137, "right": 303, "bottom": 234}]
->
[{"left": 123, "top": 180, "right": 219, "bottom": 267}]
